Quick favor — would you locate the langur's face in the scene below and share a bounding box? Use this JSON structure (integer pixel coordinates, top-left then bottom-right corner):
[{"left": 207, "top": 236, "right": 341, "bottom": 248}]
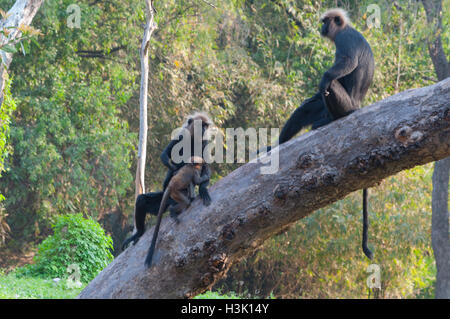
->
[
  {"left": 187, "top": 117, "right": 209, "bottom": 137},
  {"left": 201, "top": 121, "right": 209, "bottom": 136},
  {"left": 320, "top": 17, "right": 330, "bottom": 37},
  {"left": 320, "top": 15, "right": 343, "bottom": 40}
]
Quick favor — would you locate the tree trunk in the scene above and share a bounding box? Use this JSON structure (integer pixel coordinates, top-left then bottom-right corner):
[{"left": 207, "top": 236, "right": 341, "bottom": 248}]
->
[
  {"left": 421, "top": 0, "right": 450, "bottom": 81},
  {"left": 79, "top": 79, "right": 450, "bottom": 299},
  {"left": 0, "top": 0, "right": 44, "bottom": 106},
  {"left": 135, "top": 0, "right": 157, "bottom": 199},
  {"left": 421, "top": 0, "right": 450, "bottom": 299},
  {"left": 432, "top": 157, "right": 450, "bottom": 298}
]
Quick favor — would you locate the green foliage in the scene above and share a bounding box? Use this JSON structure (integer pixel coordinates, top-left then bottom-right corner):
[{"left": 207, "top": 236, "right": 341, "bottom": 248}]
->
[
  {"left": 0, "top": 78, "right": 15, "bottom": 246},
  {"left": 0, "top": 23, "right": 42, "bottom": 61},
  {"left": 0, "top": 77, "right": 15, "bottom": 179},
  {"left": 0, "top": 0, "right": 138, "bottom": 245},
  {"left": 17, "top": 214, "right": 113, "bottom": 283},
  {"left": 0, "top": 269, "right": 84, "bottom": 298}
]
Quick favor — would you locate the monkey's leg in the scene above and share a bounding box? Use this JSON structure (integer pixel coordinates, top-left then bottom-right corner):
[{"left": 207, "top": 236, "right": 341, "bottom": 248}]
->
[
  {"left": 257, "top": 96, "right": 326, "bottom": 155},
  {"left": 135, "top": 191, "right": 177, "bottom": 216},
  {"left": 140, "top": 192, "right": 163, "bottom": 215},
  {"left": 122, "top": 194, "right": 153, "bottom": 250},
  {"left": 199, "top": 182, "right": 211, "bottom": 205},
  {"left": 278, "top": 93, "right": 326, "bottom": 144},
  {"left": 122, "top": 192, "right": 178, "bottom": 250},
  {"left": 311, "top": 107, "right": 333, "bottom": 129},
  {"left": 169, "top": 191, "right": 191, "bottom": 223},
  {"left": 322, "top": 80, "right": 356, "bottom": 119}
]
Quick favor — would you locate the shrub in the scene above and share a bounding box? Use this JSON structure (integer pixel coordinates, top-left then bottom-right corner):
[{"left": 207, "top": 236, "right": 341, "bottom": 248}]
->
[{"left": 18, "top": 214, "right": 113, "bottom": 283}]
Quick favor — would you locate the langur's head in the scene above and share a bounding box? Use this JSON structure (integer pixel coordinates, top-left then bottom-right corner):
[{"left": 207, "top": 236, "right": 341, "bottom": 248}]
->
[
  {"left": 320, "top": 8, "right": 350, "bottom": 41},
  {"left": 184, "top": 111, "right": 213, "bottom": 137},
  {"left": 189, "top": 156, "right": 205, "bottom": 170}
]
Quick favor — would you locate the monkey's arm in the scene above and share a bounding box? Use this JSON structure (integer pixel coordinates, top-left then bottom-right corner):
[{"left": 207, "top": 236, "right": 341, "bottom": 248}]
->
[
  {"left": 319, "top": 51, "right": 357, "bottom": 93},
  {"left": 193, "top": 167, "right": 211, "bottom": 186},
  {"left": 198, "top": 164, "right": 211, "bottom": 206},
  {"left": 160, "top": 138, "right": 181, "bottom": 171}
]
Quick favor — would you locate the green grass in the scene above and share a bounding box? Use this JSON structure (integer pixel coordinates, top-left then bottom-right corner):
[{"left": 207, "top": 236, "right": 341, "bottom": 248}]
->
[
  {"left": 0, "top": 270, "right": 85, "bottom": 299},
  {"left": 194, "top": 291, "right": 242, "bottom": 299},
  {"left": 0, "top": 269, "right": 237, "bottom": 299},
  {"left": 195, "top": 291, "right": 276, "bottom": 299}
]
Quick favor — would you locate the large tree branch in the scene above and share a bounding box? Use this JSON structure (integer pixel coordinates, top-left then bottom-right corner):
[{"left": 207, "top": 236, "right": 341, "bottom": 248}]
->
[{"left": 79, "top": 79, "right": 450, "bottom": 299}]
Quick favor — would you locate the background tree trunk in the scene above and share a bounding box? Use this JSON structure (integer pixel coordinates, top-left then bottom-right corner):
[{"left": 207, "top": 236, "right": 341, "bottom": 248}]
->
[
  {"left": 432, "top": 157, "right": 450, "bottom": 298},
  {"left": 0, "top": 0, "right": 44, "bottom": 106},
  {"left": 421, "top": 0, "right": 449, "bottom": 80},
  {"left": 79, "top": 79, "right": 450, "bottom": 299},
  {"left": 135, "top": 0, "right": 157, "bottom": 199},
  {"left": 421, "top": 0, "right": 450, "bottom": 299}
]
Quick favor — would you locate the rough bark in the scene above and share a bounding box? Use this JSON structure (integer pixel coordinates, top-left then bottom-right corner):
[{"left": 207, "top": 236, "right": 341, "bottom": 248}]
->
[
  {"left": 135, "top": 0, "right": 157, "bottom": 199},
  {"left": 79, "top": 79, "right": 450, "bottom": 299},
  {"left": 0, "top": 0, "right": 43, "bottom": 106},
  {"left": 432, "top": 157, "right": 450, "bottom": 298},
  {"left": 421, "top": 0, "right": 450, "bottom": 299}
]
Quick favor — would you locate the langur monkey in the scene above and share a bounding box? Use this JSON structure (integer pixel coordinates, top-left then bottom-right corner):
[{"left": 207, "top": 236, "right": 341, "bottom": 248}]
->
[{"left": 145, "top": 156, "right": 209, "bottom": 267}]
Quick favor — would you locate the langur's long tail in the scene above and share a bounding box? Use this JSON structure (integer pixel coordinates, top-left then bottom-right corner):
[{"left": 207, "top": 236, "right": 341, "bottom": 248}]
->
[
  {"left": 144, "top": 188, "right": 171, "bottom": 268},
  {"left": 362, "top": 188, "right": 373, "bottom": 259}
]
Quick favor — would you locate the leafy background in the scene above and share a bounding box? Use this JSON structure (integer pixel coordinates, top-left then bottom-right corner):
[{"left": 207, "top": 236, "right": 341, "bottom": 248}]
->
[{"left": 0, "top": 0, "right": 448, "bottom": 298}]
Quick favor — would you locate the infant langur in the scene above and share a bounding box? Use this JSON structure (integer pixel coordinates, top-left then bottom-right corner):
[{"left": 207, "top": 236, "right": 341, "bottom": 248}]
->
[{"left": 145, "top": 156, "right": 209, "bottom": 267}]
